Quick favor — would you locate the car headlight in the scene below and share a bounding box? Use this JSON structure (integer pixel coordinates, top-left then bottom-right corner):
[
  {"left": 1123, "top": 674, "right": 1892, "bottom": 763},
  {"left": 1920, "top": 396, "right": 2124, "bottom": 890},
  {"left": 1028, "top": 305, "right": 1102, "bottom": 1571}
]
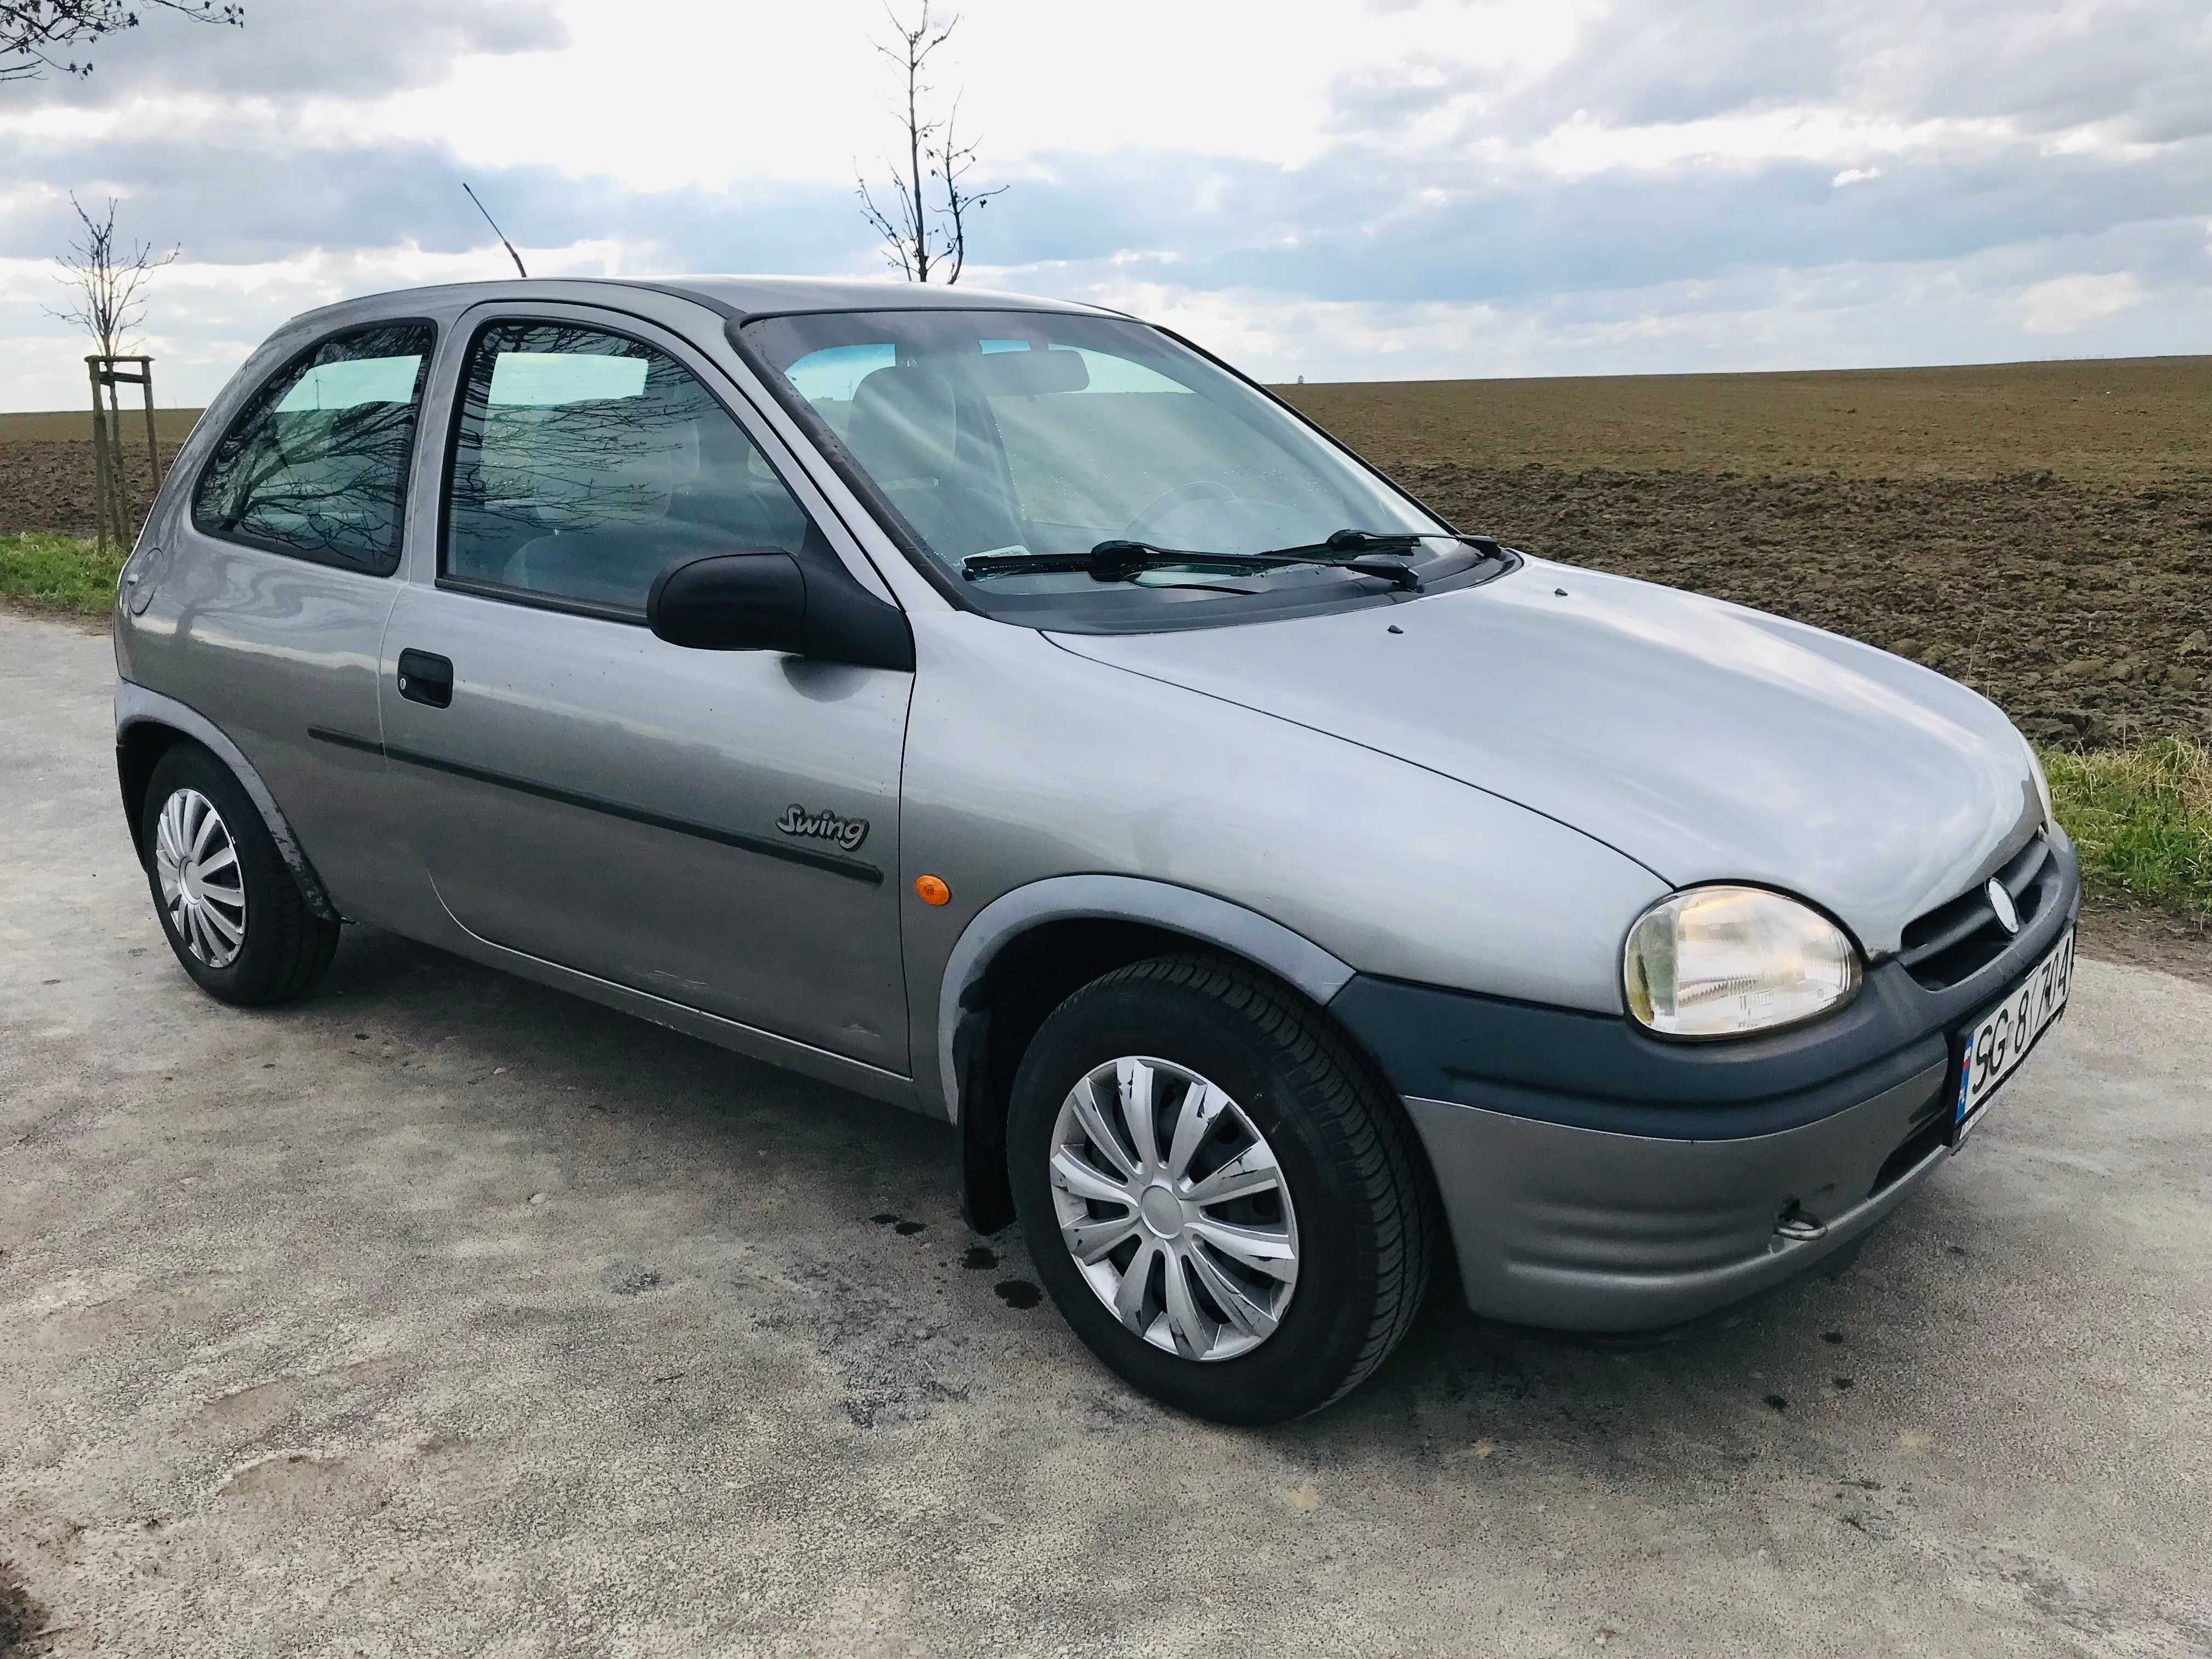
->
[
  {"left": 1624, "top": 885, "right": 1862, "bottom": 1039},
  {"left": 2021, "top": 735, "right": 2055, "bottom": 827}
]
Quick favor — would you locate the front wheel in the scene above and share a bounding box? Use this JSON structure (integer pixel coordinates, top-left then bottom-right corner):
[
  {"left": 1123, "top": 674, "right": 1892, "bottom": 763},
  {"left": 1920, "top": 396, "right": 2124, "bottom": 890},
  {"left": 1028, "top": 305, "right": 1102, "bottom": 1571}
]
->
[{"left": 1007, "top": 956, "right": 1438, "bottom": 1424}]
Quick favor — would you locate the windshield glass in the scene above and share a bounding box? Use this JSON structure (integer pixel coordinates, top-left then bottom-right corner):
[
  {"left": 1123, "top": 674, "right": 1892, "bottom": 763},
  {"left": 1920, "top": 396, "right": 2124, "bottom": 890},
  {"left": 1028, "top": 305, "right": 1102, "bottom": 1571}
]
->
[{"left": 741, "top": 308, "right": 1474, "bottom": 627}]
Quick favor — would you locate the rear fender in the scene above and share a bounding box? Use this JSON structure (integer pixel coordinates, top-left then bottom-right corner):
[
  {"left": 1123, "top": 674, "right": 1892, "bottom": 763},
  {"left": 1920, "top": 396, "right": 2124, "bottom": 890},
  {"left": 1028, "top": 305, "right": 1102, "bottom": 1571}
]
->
[{"left": 115, "top": 680, "right": 340, "bottom": 921}]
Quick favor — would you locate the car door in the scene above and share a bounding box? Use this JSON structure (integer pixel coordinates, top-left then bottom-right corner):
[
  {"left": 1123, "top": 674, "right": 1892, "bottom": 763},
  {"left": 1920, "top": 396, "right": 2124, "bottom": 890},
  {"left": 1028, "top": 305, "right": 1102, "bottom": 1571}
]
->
[{"left": 377, "top": 303, "right": 914, "bottom": 1071}]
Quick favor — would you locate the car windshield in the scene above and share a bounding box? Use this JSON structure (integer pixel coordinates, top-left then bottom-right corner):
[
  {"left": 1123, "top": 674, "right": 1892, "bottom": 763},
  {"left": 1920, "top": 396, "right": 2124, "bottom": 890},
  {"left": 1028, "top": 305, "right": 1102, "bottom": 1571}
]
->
[{"left": 740, "top": 308, "right": 1480, "bottom": 628}]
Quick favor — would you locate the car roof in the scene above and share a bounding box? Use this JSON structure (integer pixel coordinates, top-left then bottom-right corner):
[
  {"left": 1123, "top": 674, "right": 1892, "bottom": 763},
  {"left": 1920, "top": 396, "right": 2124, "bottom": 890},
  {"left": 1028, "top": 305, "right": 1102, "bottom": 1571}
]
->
[
  {"left": 656, "top": 275, "right": 1125, "bottom": 321},
  {"left": 286, "top": 275, "right": 1125, "bottom": 331}
]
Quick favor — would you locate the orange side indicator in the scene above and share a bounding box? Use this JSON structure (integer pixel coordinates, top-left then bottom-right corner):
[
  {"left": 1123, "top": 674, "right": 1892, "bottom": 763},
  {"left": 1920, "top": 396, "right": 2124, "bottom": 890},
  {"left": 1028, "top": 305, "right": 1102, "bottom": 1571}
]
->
[{"left": 915, "top": 874, "right": 951, "bottom": 906}]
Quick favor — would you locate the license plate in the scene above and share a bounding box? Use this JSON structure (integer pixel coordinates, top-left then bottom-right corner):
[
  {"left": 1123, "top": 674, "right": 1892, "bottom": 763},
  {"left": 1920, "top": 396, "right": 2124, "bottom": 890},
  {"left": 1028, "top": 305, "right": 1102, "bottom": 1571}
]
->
[{"left": 1954, "top": 926, "right": 2074, "bottom": 1140}]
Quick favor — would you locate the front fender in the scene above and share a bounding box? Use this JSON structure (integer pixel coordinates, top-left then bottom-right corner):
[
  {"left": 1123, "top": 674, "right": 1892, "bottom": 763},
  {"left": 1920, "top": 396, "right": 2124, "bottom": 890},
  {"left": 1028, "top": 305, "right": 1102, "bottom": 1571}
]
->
[{"left": 928, "top": 873, "right": 1355, "bottom": 1122}]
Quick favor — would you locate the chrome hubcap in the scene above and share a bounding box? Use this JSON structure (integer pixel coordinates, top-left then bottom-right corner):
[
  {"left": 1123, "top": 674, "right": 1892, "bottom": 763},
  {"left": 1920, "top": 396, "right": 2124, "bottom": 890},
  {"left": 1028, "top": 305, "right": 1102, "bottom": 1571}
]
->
[
  {"left": 1048, "top": 1055, "right": 1299, "bottom": 1362},
  {"left": 155, "top": 788, "right": 246, "bottom": 969}
]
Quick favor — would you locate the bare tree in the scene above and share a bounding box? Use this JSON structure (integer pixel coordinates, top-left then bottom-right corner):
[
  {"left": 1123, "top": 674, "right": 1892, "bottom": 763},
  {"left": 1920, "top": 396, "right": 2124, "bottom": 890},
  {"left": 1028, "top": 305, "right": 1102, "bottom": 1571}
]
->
[
  {"left": 47, "top": 191, "right": 176, "bottom": 358},
  {"left": 2, "top": 1, "right": 245, "bottom": 85},
  {"left": 48, "top": 193, "right": 177, "bottom": 547},
  {"left": 855, "top": 3, "right": 1006, "bottom": 284}
]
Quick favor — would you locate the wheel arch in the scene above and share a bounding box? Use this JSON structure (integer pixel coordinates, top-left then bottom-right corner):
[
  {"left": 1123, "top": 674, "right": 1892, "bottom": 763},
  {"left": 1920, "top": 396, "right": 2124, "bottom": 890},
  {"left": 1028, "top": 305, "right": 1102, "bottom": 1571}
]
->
[
  {"left": 115, "top": 682, "right": 340, "bottom": 922},
  {"left": 936, "top": 876, "right": 1360, "bottom": 1233}
]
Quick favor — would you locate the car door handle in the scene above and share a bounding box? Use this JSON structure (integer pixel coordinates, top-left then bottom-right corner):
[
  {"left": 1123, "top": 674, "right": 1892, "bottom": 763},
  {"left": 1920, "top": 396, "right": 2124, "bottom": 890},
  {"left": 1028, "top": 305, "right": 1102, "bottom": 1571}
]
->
[{"left": 396, "top": 649, "right": 454, "bottom": 709}]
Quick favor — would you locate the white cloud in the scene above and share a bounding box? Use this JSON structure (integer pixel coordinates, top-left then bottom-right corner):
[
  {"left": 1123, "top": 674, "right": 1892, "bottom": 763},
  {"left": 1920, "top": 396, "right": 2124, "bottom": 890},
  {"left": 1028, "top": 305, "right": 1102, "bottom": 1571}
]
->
[
  {"left": 0, "top": 238, "right": 639, "bottom": 410},
  {"left": 2015, "top": 270, "right": 2146, "bottom": 334},
  {"left": 1, "top": 0, "right": 2209, "bottom": 406},
  {"left": 158, "top": 0, "right": 1580, "bottom": 192},
  {"left": 991, "top": 233, "right": 2200, "bottom": 384}
]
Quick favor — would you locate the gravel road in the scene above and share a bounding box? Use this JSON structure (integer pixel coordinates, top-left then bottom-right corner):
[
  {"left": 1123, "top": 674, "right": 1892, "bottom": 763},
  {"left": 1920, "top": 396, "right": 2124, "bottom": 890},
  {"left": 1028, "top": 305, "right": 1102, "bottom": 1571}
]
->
[{"left": 3, "top": 610, "right": 2208, "bottom": 1657}]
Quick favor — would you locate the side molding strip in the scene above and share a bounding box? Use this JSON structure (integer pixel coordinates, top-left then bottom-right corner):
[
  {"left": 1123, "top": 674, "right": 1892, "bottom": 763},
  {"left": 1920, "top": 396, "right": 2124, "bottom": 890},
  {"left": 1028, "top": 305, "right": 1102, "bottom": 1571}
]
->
[
  {"left": 306, "top": 726, "right": 883, "bottom": 885},
  {"left": 306, "top": 727, "right": 382, "bottom": 757}
]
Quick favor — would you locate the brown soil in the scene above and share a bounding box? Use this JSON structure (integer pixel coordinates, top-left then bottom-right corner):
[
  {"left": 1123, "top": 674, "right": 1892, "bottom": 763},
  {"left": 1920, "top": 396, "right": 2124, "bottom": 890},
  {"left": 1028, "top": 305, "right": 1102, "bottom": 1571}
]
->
[
  {"left": 0, "top": 410, "right": 200, "bottom": 536},
  {"left": 0, "top": 440, "right": 174, "bottom": 538},
  {"left": 1286, "top": 356, "right": 2212, "bottom": 484},
  {"left": 2075, "top": 887, "right": 2212, "bottom": 989}
]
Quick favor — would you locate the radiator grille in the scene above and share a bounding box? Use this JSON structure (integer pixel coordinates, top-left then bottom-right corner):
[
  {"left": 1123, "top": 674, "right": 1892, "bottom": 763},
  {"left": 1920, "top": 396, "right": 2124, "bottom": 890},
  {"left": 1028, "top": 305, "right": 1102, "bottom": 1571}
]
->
[{"left": 1896, "top": 832, "right": 2056, "bottom": 992}]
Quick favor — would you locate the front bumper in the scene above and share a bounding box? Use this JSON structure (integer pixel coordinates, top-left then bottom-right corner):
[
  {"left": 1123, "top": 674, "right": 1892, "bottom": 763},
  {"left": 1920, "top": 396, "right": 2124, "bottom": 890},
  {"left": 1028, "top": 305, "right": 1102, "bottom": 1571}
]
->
[
  {"left": 1401, "top": 1063, "right": 1949, "bottom": 1329},
  {"left": 1331, "top": 831, "right": 2080, "bottom": 1332}
]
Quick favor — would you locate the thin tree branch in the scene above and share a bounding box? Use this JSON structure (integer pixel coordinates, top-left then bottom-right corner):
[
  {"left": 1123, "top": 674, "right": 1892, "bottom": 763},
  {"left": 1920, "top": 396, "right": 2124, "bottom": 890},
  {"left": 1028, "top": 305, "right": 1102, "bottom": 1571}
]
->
[
  {"left": 936, "top": 98, "right": 1006, "bottom": 286},
  {"left": 43, "top": 193, "right": 178, "bottom": 359},
  {"left": 852, "top": 3, "right": 1005, "bottom": 284},
  {"left": 2, "top": 1, "right": 246, "bottom": 84}
]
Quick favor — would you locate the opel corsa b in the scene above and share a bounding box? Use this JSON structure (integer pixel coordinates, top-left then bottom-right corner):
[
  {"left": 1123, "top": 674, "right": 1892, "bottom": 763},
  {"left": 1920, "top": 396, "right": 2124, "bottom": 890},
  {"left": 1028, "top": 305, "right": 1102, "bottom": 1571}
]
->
[{"left": 114, "top": 279, "right": 2079, "bottom": 1422}]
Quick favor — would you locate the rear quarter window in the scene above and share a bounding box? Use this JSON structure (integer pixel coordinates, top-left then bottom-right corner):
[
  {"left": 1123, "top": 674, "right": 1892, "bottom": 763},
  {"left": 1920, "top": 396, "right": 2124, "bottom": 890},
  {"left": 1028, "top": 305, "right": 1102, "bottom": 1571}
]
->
[{"left": 191, "top": 320, "right": 436, "bottom": 575}]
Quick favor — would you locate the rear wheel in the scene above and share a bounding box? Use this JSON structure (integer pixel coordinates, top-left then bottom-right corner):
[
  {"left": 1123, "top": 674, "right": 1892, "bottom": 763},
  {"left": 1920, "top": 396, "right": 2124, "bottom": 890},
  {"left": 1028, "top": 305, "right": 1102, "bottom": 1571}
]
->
[
  {"left": 140, "top": 744, "right": 339, "bottom": 1006},
  {"left": 1007, "top": 955, "right": 1437, "bottom": 1424}
]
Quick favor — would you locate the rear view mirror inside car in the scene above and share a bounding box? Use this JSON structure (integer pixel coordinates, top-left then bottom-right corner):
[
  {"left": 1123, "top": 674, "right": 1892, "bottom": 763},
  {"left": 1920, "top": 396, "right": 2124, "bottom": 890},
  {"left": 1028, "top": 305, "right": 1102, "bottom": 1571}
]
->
[{"left": 966, "top": 346, "right": 1090, "bottom": 396}]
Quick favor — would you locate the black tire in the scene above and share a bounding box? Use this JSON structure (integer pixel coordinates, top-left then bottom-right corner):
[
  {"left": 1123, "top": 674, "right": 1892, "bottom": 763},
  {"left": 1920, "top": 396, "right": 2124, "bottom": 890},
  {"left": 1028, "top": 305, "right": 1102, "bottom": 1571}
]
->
[
  {"left": 1007, "top": 955, "right": 1438, "bottom": 1425},
  {"left": 140, "top": 743, "right": 340, "bottom": 1007}
]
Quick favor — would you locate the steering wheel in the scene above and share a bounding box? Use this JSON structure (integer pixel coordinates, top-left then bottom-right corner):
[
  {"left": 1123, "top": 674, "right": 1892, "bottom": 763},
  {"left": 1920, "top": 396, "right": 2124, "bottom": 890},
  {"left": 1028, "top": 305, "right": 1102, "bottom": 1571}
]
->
[{"left": 1122, "top": 478, "right": 1239, "bottom": 543}]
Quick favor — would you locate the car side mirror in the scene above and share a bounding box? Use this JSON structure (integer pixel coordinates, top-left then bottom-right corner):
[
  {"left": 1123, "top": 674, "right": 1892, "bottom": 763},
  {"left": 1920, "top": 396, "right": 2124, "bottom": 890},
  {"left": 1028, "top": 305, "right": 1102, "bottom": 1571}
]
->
[{"left": 647, "top": 549, "right": 915, "bottom": 672}]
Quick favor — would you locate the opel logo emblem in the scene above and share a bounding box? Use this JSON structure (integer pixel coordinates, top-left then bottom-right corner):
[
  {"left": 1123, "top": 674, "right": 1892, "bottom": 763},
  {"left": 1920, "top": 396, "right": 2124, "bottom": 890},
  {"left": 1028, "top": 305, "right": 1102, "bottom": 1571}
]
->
[{"left": 1987, "top": 877, "right": 2020, "bottom": 934}]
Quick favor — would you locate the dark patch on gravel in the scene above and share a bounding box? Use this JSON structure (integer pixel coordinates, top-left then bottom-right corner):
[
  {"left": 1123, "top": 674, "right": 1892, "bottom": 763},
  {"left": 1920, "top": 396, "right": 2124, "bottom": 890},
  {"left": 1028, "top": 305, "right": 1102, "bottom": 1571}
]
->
[
  {"left": 962, "top": 1245, "right": 999, "bottom": 1270},
  {"left": 994, "top": 1279, "right": 1041, "bottom": 1310},
  {"left": 0, "top": 1560, "right": 45, "bottom": 1655},
  {"left": 765, "top": 1257, "right": 972, "bottom": 1428},
  {"left": 1404, "top": 462, "right": 2212, "bottom": 748}
]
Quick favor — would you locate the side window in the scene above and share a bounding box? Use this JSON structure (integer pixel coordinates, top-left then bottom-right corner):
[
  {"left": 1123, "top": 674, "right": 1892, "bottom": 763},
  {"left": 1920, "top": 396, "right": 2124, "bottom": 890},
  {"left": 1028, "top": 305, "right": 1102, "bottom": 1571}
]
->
[
  {"left": 444, "top": 321, "right": 814, "bottom": 614},
  {"left": 192, "top": 321, "right": 434, "bottom": 574}
]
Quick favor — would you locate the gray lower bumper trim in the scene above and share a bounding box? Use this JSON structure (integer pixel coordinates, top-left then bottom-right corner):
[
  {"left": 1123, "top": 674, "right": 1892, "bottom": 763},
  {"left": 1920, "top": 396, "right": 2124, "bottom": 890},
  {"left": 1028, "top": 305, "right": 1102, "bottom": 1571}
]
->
[{"left": 1407, "top": 1059, "right": 1951, "bottom": 1331}]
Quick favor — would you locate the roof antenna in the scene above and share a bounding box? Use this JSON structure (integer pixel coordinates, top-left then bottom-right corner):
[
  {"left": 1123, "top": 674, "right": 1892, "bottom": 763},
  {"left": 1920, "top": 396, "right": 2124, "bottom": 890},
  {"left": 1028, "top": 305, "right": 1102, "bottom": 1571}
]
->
[{"left": 462, "top": 182, "right": 528, "bottom": 278}]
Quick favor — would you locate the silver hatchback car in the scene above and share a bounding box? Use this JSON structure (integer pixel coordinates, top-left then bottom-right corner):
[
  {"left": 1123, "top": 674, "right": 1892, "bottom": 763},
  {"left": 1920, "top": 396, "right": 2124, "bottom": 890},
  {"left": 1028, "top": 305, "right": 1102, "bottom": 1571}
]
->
[{"left": 114, "top": 278, "right": 2079, "bottom": 1422}]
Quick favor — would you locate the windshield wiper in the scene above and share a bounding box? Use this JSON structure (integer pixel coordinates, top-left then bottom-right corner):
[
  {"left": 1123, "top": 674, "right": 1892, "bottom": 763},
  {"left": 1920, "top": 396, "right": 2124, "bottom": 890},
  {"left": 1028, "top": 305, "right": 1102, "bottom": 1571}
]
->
[
  {"left": 1257, "top": 527, "right": 1506, "bottom": 563},
  {"left": 962, "top": 538, "right": 1429, "bottom": 591}
]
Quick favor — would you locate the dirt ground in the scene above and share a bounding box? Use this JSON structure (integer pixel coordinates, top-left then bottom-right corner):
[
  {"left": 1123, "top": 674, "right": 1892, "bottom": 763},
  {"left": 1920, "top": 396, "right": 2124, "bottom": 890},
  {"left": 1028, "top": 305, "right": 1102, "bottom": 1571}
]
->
[
  {"left": 0, "top": 410, "right": 198, "bottom": 539},
  {"left": 1286, "top": 355, "right": 2212, "bottom": 483},
  {"left": 2075, "top": 885, "right": 2212, "bottom": 990}
]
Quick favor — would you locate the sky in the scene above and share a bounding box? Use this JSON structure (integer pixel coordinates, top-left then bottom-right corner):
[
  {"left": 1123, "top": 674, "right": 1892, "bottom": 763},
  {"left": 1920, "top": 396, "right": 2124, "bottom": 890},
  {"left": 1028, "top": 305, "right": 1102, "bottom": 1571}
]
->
[{"left": 1, "top": 0, "right": 2208, "bottom": 409}]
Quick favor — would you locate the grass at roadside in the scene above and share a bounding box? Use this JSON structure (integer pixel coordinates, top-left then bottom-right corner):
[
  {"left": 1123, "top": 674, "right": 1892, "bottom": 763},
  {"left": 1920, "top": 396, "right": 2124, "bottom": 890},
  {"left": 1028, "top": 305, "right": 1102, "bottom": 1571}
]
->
[
  {"left": 2044, "top": 739, "right": 2212, "bottom": 919},
  {"left": 0, "top": 531, "right": 121, "bottom": 617}
]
